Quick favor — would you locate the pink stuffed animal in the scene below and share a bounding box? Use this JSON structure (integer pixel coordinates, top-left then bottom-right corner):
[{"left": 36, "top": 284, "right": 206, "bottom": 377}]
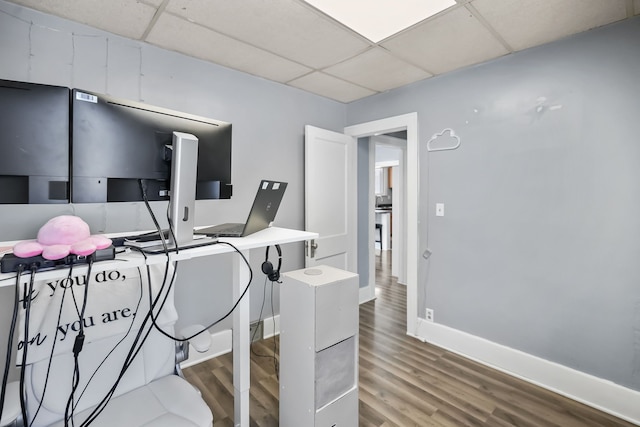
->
[{"left": 13, "top": 215, "right": 112, "bottom": 260}]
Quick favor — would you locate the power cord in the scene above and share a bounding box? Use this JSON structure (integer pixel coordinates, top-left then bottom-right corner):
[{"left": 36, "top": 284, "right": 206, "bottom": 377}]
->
[
  {"left": 0, "top": 264, "right": 24, "bottom": 424},
  {"left": 19, "top": 264, "right": 38, "bottom": 426},
  {"left": 64, "top": 259, "right": 93, "bottom": 427},
  {"left": 250, "top": 276, "right": 279, "bottom": 380},
  {"left": 28, "top": 264, "right": 73, "bottom": 427}
]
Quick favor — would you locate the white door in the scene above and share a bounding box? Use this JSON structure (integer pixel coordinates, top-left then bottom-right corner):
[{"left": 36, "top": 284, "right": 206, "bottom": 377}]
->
[{"left": 304, "top": 125, "right": 357, "bottom": 272}]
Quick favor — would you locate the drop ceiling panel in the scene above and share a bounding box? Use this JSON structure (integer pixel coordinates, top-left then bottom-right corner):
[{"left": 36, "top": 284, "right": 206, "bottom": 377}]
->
[
  {"left": 382, "top": 6, "right": 509, "bottom": 76},
  {"left": 146, "top": 13, "right": 312, "bottom": 83},
  {"left": 472, "top": 0, "right": 628, "bottom": 51},
  {"left": 165, "top": 0, "right": 370, "bottom": 69},
  {"left": 7, "top": 0, "right": 160, "bottom": 39},
  {"left": 288, "top": 72, "right": 376, "bottom": 103},
  {"left": 323, "top": 47, "right": 431, "bottom": 92}
]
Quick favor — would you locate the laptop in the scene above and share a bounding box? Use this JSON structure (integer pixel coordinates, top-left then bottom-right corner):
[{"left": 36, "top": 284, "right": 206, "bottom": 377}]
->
[{"left": 197, "top": 180, "right": 287, "bottom": 237}]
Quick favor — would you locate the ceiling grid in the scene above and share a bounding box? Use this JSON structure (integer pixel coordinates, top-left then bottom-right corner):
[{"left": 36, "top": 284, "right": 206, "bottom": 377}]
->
[{"left": 4, "top": 0, "right": 637, "bottom": 102}]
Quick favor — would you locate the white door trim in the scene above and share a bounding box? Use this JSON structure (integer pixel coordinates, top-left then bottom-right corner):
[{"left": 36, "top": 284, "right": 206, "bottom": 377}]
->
[{"left": 344, "top": 112, "right": 419, "bottom": 335}]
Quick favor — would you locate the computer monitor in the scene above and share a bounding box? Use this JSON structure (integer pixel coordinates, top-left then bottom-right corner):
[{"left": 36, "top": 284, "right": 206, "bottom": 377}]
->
[
  {"left": 71, "top": 89, "right": 232, "bottom": 203},
  {"left": 0, "top": 79, "right": 70, "bottom": 204}
]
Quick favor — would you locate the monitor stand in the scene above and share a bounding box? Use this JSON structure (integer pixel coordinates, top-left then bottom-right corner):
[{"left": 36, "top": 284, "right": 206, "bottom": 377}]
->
[{"left": 169, "top": 131, "right": 198, "bottom": 247}]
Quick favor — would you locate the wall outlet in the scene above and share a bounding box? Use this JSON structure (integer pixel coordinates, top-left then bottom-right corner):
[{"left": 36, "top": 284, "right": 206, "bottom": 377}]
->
[{"left": 425, "top": 308, "right": 434, "bottom": 322}]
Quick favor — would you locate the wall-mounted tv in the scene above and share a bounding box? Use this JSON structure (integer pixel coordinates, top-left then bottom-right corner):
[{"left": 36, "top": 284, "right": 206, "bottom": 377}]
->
[
  {"left": 71, "top": 89, "right": 232, "bottom": 203},
  {"left": 0, "top": 79, "right": 70, "bottom": 204}
]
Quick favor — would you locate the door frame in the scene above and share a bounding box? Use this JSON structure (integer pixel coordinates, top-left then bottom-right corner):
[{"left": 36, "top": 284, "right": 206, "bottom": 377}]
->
[{"left": 344, "top": 112, "right": 419, "bottom": 335}]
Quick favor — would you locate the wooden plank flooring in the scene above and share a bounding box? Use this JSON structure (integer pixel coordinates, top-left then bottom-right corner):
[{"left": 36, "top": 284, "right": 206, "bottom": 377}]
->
[{"left": 183, "top": 252, "right": 636, "bottom": 426}]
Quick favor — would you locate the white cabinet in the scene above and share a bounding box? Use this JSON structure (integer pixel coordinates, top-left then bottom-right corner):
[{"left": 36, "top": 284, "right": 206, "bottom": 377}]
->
[{"left": 279, "top": 265, "right": 359, "bottom": 427}]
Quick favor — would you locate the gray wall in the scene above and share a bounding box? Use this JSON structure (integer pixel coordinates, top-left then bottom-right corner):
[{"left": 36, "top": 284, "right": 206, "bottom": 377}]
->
[
  {"left": 348, "top": 17, "right": 640, "bottom": 392},
  {"left": 0, "top": 1, "right": 346, "bottom": 379}
]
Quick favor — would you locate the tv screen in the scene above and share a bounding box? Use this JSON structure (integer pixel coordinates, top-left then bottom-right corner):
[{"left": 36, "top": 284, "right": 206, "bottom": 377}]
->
[
  {"left": 71, "top": 89, "right": 232, "bottom": 203},
  {"left": 0, "top": 79, "right": 70, "bottom": 204}
]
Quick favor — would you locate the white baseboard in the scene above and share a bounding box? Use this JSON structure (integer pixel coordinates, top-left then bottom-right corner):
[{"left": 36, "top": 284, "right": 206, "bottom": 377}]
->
[
  {"left": 180, "top": 329, "right": 232, "bottom": 369},
  {"left": 359, "top": 285, "right": 376, "bottom": 304},
  {"left": 414, "top": 318, "right": 640, "bottom": 426},
  {"left": 180, "top": 314, "right": 282, "bottom": 369},
  {"left": 262, "top": 314, "right": 280, "bottom": 339}
]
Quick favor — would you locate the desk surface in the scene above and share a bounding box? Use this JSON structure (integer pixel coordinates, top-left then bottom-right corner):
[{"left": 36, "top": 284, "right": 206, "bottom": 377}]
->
[{"left": 0, "top": 227, "right": 317, "bottom": 287}]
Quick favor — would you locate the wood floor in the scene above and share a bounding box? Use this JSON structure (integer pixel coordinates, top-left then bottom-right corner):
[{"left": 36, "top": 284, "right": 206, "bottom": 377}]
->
[{"left": 183, "top": 252, "right": 636, "bottom": 426}]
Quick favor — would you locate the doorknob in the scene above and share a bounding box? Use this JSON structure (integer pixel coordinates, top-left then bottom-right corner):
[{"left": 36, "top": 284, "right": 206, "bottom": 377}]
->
[{"left": 306, "top": 239, "right": 318, "bottom": 258}]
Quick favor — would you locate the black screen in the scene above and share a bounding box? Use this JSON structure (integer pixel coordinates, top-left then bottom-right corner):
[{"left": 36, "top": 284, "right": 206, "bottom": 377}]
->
[
  {"left": 0, "top": 79, "right": 70, "bottom": 204},
  {"left": 71, "top": 89, "right": 232, "bottom": 203}
]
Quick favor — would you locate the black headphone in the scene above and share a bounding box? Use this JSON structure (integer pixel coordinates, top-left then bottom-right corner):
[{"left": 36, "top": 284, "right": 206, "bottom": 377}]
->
[{"left": 261, "top": 244, "right": 282, "bottom": 282}]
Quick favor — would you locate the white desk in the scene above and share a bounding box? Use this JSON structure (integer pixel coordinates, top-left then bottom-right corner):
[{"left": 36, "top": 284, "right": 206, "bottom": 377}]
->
[{"left": 0, "top": 226, "right": 317, "bottom": 427}]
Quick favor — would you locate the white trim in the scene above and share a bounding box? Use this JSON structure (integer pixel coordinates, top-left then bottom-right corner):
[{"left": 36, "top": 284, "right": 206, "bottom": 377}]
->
[
  {"left": 414, "top": 318, "right": 640, "bottom": 426},
  {"left": 262, "top": 314, "right": 280, "bottom": 339},
  {"left": 180, "top": 329, "right": 232, "bottom": 369},
  {"left": 375, "top": 160, "right": 400, "bottom": 168},
  {"left": 344, "top": 112, "right": 419, "bottom": 335},
  {"left": 181, "top": 313, "right": 284, "bottom": 368},
  {"left": 360, "top": 285, "right": 376, "bottom": 304}
]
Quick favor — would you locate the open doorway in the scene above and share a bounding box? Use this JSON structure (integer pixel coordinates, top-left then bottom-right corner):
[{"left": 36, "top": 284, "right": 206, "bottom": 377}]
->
[
  {"left": 373, "top": 136, "right": 406, "bottom": 286},
  {"left": 344, "top": 113, "right": 419, "bottom": 335}
]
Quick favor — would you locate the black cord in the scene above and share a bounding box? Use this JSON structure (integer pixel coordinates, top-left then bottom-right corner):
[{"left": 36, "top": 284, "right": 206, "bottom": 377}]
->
[
  {"left": 145, "top": 241, "right": 254, "bottom": 343},
  {"left": 250, "top": 277, "right": 273, "bottom": 359},
  {"left": 78, "top": 237, "right": 175, "bottom": 426},
  {"left": 19, "top": 265, "right": 37, "bottom": 426},
  {"left": 269, "top": 278, "right": 279, "bottom": 379},
  {"left": 28, "top": 264, "right": 72, "bottom": 427},
  {"left": 0, "top": 264, "right": 24, "bottom": 424},
  {"left": 73, "top": 266, "right": 145, "bottom": 410},
  {"left": 138, "top": 179, "right": 169, "bottom": 254},
  {"left": 64, "top": 259, "right": 93, "bottom": 427}
]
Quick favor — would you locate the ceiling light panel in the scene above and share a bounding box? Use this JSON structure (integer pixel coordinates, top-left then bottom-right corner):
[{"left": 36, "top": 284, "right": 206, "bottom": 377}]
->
[
  {"left": 303, "top": 0, "right": 456, "bottom": 42},
  {"left": 166, "top": 0, "right": 370, "bottom": 69}
]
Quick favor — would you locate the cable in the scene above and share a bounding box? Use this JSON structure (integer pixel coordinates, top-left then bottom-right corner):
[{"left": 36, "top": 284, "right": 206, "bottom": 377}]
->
[
  {"left": 19, "top": 265, "right": 37, "bottom": 426},
  {"left": 0, "top": 264, "right": 24, "bottom": 424},
  {"left": 64, "top": 259, "right": 93, "bottom": 427},
  {"left": 78, "top": 248, "right": 175, "bottom": 426},
  {"left": 269, "top": 277, "right": 279, "bottom": 379},
  {"left": 28, "top": 264, "right": 72, "bottom": 427},
  {"left": 250, "top": 276, "right": 279, "bottom": 379},
  {"left": 144, "top": 241, "right": 254, "bottom": 343},
  {"left": 73, "top": 266, "right": 145, "bottom": 410},
  {"left": 138, "top": 179, "right": 169, "bottom": 254}
]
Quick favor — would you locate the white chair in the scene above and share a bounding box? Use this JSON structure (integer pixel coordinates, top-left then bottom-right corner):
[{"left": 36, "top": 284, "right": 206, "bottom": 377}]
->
[{"left": 2, "top": 265, "right": 213, "bottom": 427}]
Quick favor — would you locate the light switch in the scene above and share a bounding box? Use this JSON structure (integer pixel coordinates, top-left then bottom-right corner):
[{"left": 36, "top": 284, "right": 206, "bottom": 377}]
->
[{"left": 436, "top": 203, "right": 444, "bottom": 217}]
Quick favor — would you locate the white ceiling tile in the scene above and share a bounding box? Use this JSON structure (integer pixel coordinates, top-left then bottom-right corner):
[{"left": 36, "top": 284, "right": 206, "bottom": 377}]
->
[
  {"left": 323, "top": 48, "right": 431, "bottom": 92},
  {"left": 381, "top": 6, "right": 509, "bottom": 75},
  {"left": 164, "top": 0, "right": 370, "bottom": 69},
  {"left": 146, "top": 14, "right": 312, "bottom": 83},
  {"left": 288, "top": 72, "right": 376, "bottom": 103},
  {"left": 472, "top": 0, "right": 628, "bottom": 51},
  {"left": 7, "top": 0, "right": 158, "bottom": 39}
]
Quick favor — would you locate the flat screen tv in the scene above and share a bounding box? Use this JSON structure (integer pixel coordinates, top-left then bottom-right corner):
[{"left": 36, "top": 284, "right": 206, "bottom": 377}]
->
[
  {"left": 71, "top": 89, "right": 232, "bottom": 203},
  {"left": 0, "top": 79, "right": 70, "bottom": 204}
]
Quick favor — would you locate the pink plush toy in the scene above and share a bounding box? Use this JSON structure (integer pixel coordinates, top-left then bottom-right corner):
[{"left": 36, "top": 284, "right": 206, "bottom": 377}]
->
[{"left": 13, "top": 215, "right": 112, "bottom": 260}]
